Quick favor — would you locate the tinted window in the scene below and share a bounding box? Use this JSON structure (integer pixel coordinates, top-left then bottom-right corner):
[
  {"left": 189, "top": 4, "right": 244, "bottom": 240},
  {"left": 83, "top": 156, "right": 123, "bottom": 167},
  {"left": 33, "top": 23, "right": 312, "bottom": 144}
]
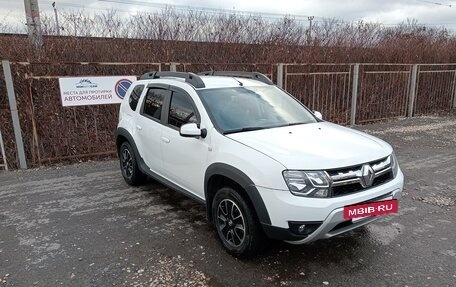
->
[
  {"left": 168, "top": 91, "right": 198, "bottom": 128},
  {"left": 129, "top": 85, "right": 144, "bottom": 111},
  {"left": 143, "top": 88, "right": 167, "bottom": 120}
]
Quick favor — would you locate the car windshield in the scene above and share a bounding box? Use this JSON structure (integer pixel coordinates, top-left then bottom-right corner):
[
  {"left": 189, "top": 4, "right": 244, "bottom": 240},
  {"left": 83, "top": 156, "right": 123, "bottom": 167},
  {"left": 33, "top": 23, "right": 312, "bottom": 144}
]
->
[{"left": 198, "top": 86, "right": 317, "bottom": 134}]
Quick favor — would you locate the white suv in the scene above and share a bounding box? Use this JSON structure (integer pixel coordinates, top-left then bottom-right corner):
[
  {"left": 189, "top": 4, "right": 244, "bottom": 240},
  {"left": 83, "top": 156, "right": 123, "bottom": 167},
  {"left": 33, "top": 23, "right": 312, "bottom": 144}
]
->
[{"left": 116, "top": 71, "right": 404, "bottom": 257}]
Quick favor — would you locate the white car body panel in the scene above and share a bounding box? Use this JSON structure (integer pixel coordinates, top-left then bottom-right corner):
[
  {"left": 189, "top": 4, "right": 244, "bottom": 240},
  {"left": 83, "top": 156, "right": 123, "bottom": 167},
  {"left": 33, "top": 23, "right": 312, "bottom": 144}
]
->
[
  {"left": 227, "top": 122, "right": 393, "bottom": 170},
  {"left": 161, "top": 126, "right": 210, "bottom": 198},
  {"left": 208, "top": 129, "right": 288, "bottom": 190},
  {"left": 133, "top": 114, "right": 164, "bottom": 172}
]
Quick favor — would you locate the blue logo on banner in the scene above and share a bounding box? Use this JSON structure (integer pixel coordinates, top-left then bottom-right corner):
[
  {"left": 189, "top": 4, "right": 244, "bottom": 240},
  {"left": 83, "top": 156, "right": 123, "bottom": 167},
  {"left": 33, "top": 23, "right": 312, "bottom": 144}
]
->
[{"left": 115, "top": 79, "right": 133, "bottom": 99}]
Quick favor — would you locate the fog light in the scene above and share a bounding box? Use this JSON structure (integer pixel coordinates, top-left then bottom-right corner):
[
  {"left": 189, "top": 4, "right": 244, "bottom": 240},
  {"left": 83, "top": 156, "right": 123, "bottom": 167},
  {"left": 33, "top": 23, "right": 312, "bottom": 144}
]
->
[{"left": 289, "top": 222, "right": 322, "bottom": 236}]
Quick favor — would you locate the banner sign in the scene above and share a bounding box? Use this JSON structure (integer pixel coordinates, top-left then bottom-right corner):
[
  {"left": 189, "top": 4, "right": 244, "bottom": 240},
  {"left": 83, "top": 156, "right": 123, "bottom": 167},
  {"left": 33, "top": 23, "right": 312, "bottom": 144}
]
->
[{"left": 58, "top": 76, "right": 137, "bottom": 107}]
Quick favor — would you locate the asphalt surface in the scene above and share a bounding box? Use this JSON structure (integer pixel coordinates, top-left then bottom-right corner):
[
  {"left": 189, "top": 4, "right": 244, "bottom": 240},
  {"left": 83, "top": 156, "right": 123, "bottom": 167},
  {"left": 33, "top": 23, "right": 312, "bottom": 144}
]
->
[{"left": 1, "top": 115, "right": 455, "bottom": 287}]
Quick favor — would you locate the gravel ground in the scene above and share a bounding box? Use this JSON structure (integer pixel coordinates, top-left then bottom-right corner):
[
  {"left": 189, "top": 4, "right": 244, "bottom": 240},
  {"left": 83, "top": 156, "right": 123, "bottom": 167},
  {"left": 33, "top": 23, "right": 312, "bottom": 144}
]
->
[{"left": 0, "top": 115, "right": 455, "bottom": 287}]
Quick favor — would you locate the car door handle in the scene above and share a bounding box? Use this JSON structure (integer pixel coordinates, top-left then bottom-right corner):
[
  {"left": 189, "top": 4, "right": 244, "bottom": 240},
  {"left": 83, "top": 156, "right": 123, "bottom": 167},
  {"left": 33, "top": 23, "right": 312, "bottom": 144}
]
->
[
  {"left": 136, "top": 125, "right": 142, "bottom": 131},
  {"left": 161, "top": 137, "right": 170, "bottom": 143}
]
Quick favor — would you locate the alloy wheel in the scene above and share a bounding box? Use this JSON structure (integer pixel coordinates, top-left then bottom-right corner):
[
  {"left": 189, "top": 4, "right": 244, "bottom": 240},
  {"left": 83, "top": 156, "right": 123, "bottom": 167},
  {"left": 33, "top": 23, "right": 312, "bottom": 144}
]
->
[
  {"left": 121, "top": 148, "right": 133, "bottom": 179},
  {"left": 217, "top": 199, "right": 246, "bottom": 247}
]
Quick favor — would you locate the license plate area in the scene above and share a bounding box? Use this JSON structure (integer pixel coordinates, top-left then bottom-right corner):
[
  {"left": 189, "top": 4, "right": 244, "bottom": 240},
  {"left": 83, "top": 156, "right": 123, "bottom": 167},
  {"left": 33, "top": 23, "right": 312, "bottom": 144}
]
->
[{"left": 344, "top": 198, "right": 398, "bottom": 221}]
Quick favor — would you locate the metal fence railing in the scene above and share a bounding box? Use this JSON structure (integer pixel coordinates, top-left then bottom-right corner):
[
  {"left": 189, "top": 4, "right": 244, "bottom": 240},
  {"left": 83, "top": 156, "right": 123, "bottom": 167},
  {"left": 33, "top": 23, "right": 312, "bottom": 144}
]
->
[
  {"left": 415, "top": 65, "right": 456, "bottom": 115},
  {"left": 281, "top": 63, "right": 456, "bottom": 124},
  {"left": 283, "top": 64, "right": 352, "bottom": 125},
  {"left": 1, "top": 61, "right": 162, "bottom": 169},
  {"left": 356, "top": 64, "right": 411, "bottom": 123},
  {"left": 179, "top": 63, "right": 275, "bottom": 80},
  {"left": 1, "top": 61, "right": 455, "bottom": 169}
]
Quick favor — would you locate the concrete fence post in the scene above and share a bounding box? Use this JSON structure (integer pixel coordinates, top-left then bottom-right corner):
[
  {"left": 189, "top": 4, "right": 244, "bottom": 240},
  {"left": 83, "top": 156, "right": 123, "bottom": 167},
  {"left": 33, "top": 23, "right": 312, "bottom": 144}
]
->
[
  {"left": 452, "top": 70, "right": 456, "bottom": 109},
  {"left": 2, "top": 60, "right": 27, "bottom": 169},
  {"left": 277, "top": 63, "right": 284, "bottom": 89},
  {"left": 170, "top": 62, "right": 177, "bottom": 72},
  {"left": 0, "top": 130, "right": 8, "bottom": 170},
  {"left": 408, "top": 64, "right": 419, "bottom": 117},
  {"left": 350, "top": 63, "right": 360, "bottom": 126}
]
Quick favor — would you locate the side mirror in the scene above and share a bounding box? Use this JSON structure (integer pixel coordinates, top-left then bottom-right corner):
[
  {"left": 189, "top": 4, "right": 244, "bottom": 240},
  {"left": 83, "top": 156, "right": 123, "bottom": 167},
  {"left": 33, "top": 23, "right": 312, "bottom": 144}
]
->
[
  {"left": 179, "top": 123, "right": 207, "bottom": 138},
  {"left": 314, "top": 111, "right": 323, "bottom": 120}
]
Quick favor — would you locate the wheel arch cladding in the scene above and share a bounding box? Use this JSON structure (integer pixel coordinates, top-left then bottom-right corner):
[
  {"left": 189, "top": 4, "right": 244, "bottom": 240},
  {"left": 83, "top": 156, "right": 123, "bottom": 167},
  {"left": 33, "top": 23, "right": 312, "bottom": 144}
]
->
[
  {"left": 205, "top": 163, "right": 271, "bottom": 225},
  {"left": 116, "top": 128, "right": 140, "bottom": 160}
]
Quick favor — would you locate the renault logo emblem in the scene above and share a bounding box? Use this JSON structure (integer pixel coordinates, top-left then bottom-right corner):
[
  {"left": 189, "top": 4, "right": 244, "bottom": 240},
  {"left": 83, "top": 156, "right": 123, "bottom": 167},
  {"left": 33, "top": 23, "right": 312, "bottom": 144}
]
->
[{"left": 360, "top": 164, "right": 375, "bottom": 187}]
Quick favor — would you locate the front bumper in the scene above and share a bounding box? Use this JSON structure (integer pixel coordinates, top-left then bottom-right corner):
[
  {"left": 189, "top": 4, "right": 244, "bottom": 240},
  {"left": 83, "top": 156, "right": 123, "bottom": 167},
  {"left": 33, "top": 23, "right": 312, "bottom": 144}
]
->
[{"left": 258, "top": 169, "right": 404, "bottom": 243}]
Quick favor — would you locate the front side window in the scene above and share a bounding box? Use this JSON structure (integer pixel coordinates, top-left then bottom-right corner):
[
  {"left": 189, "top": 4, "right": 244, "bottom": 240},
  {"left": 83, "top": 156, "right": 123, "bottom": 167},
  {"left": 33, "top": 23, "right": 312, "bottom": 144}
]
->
[
  {"left": 142, "top": 88, "right": 167, "bottom": 120},
  {"left": 168, "top": 91, "right": 198, "bottom": 128},
  {"left": 129, "top": 85, "right": 144, "bottom": 111},
  {"left": 198, "top": 86, "right": 317, "bottom": 134}
]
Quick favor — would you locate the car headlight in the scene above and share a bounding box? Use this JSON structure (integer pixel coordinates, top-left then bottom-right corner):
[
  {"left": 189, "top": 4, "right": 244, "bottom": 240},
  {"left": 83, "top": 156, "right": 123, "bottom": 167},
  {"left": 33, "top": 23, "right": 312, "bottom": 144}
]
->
[
  {"left": 282, "top": 170, "right": 330, "bottom": 198},
  {"left": 391, "top": 152, "right": 399, "bottom": 178}
]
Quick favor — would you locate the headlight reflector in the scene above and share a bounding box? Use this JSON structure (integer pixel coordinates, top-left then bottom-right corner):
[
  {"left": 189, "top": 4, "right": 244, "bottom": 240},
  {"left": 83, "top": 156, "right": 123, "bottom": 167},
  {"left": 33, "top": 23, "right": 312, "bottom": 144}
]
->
[{"left": 283, "top": 170, "right": 330, "bottom": 198}]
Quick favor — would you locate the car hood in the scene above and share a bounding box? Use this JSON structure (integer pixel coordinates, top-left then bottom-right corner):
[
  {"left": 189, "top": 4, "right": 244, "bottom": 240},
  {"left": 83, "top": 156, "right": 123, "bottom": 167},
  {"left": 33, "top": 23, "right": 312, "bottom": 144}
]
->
[{"left": 226, "top": 122, "right": 392, "bottom": 170}]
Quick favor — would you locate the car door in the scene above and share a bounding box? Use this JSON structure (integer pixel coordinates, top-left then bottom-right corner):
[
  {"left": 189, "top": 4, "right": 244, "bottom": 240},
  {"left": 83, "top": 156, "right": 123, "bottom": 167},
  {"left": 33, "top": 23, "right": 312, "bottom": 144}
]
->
[
  {"left": 134, "top": 86, "right": 171, "bottom": 175},
  {"left": 160, "top": 87, "right": 210, "bottom": 198}
]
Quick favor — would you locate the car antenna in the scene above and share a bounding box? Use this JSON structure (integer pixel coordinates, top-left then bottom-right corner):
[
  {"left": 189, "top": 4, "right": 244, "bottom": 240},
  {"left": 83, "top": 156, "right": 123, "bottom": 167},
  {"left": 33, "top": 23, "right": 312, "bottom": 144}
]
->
[{"left": 233, "top": 77, "right": 243, "bottom": 86}]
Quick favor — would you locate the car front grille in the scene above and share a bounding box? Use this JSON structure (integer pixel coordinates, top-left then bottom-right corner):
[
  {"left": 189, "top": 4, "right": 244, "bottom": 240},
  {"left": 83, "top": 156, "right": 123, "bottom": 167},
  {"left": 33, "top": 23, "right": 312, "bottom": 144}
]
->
[{"left": 327, "top": 156, "right": 393, "bottom": 197}]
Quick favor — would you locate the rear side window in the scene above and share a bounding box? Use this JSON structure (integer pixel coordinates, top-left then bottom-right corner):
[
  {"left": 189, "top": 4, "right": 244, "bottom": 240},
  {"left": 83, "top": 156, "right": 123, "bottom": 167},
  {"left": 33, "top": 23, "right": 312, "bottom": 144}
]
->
[
  {"left": 129, "top": 85, "right": 144, "bottom": 111},
  {"left": 168, "top": 91, "right": 198, "bottom": 128},
  {"left": 142, "top": 88, "right": 168, "bottom": 120}
]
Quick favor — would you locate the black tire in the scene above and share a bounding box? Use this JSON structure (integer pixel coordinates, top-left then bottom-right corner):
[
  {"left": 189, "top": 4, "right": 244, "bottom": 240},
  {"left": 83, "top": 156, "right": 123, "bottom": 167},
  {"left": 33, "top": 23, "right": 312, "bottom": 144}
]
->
[
  {"left": 119, "top": 141, "right": 145, "bottom": 186},
  {"left": 212, "top": 187, "right": 265, "bottom": 258}
]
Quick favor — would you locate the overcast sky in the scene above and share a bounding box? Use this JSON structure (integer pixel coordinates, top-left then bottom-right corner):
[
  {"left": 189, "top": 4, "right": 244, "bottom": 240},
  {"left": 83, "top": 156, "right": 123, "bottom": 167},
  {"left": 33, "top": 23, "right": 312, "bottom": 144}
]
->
[{"left": 1, "top": 0, "right": 456, "bottom": 29}]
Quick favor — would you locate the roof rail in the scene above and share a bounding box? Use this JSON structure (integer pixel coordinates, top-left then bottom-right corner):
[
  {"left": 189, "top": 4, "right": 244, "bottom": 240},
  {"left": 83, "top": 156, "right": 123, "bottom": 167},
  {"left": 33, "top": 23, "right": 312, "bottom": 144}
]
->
[
  {"left": 139, "top": 71, "right": 205, "bottom": 89},
  {"left": 198, "top": 71, "right": 273, "bottom": 85}
]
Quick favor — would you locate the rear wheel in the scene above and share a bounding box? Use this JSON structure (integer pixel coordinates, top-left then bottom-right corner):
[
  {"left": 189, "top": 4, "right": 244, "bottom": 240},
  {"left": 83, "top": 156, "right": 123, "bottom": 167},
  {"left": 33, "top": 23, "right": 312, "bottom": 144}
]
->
[
  {"left": 119, "top": 142, "right": 145, "bottom": 186},
  {"left": 212, "top": 187, "right": 264, "bottom": 258}
]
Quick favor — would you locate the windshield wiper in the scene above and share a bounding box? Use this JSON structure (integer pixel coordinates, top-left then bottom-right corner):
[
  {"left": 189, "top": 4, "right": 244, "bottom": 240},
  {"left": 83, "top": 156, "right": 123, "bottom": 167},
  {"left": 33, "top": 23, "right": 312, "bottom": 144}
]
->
[
  {"left": 223, "top": 126, "right": 269, "bottom": 135},
  {"left": 224, "top": 122, "right": 309, "bottom": 134},
  {"left": 272, "top": 122, "right": 307, "bottom": 128},
  {"left": 287, "top": 122, "right": 307, "bottom": 126}
]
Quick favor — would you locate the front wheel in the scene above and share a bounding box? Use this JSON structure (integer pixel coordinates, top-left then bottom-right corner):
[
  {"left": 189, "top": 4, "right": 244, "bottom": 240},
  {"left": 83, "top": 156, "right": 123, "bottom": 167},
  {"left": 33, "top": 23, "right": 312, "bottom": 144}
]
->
[
  {"left": 212, "top": 187, "right": 265, "bottom": 258},
  {"left": 119, "top": 142, "right": 145, "bottom": 186}
]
